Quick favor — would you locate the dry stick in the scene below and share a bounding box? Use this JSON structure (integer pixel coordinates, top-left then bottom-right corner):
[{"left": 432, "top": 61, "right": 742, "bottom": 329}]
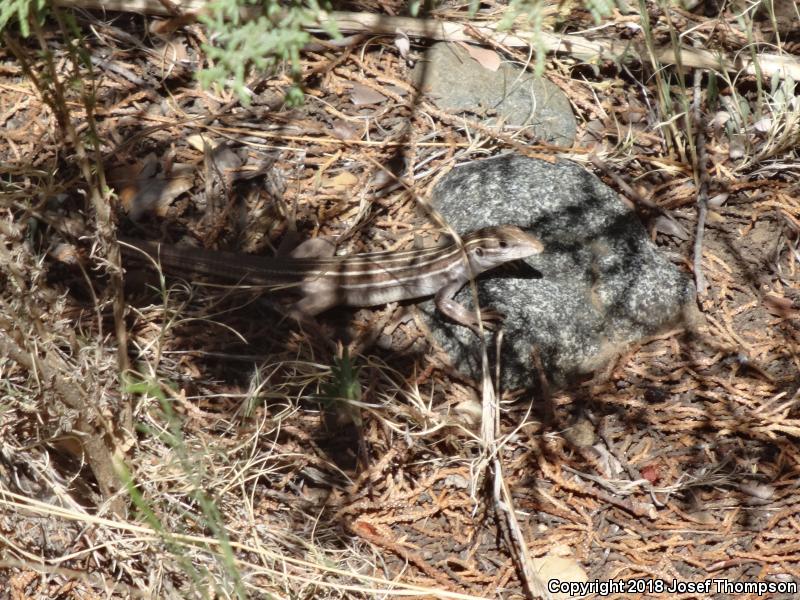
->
[
  {"left": 690, "top": 59, "right": 709, "bottom": 296},
  {"left": 53, "top": 0, "right": 800, "bottom": 82},
  {"left": 483, "top": 331, "right": 549, "bottom": 600}
]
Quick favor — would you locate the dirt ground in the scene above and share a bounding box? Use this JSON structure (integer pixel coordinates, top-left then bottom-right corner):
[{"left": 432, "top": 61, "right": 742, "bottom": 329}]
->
[{"left": 1, "top": 3, "right": 799, "bottom": 599}]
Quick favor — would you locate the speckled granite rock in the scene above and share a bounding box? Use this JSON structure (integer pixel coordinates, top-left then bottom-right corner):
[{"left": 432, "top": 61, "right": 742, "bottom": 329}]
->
[
  {"left": 412, "top": 42, "right": 576, "bottom": 146},
  {"left": 420, "top": 154, "right": 698, "bottom": 389}
]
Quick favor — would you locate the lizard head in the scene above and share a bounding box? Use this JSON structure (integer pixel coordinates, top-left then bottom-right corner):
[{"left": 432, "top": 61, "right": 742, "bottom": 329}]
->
[{"left": 462, "top": 225, "right": 544, "bottom": 274}]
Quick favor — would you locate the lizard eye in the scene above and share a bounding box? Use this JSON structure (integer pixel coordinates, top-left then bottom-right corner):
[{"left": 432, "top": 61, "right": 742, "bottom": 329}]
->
[
  {"left": 498, "top": 240, "right": 508, "bottom": 248},
  {"left": 474, "top": 247, "right": 484, "bottom": 257}
]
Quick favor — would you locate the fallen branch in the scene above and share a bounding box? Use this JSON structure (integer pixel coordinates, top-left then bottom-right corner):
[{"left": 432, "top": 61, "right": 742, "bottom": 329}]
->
[{"left": 55, "top": 0, "right": 800, "bottom": 82}]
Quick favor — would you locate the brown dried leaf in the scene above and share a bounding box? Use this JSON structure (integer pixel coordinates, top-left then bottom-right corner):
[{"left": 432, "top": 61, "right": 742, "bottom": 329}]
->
[
  {"left": 186, "top": 134, "right": 215, "bottom": 152},
  {"left": 127, "top": 176, "right": 193, "bottom": 220},
  {"left": 350, "top": 84, "right": 386, "bottom": 106},
  {"left": 330, "top": 120, "right": 359, "bottom": 140},
  {"left": 737, "top": 481, "right": 775, "bottom": 501},
  {"left": 752, "top": 116, "right": 772, "bottom": 133},
  {"left": 149, "top": 15, "right": 196, "bottom": 37},
  {"left": 688, "top": 509, "right": 717, "bottom": 526},
  {"left": 640, "top": 464, "right": 661, "bottom": 484},
  {"left": 157, "top": 39, "right": 189, "bottom": 74},
  {"left": 711, "top": 111, "right": 730, "bottom": 130},
  {"left": 708, "top": 193, "right": 729, "bottom": 208},
  {"left": 324, "top": 171, "right": 358, "bottom": 191},
  {"left": 111, "top": 160, "right": 193, "bottom": 220},
  {"left": 653, "top": 215, "right": 689, "bottom": 240},
  {"left": 211, "top": 144, "right": 242, "bottom": 171},
  {"left": 454, "top": 398, "right": 482, "bottom": 427},
  {"left": 532, "top": 547, "right": 587, "bottom": 600},
  {"left": 456, "top": 41, "right": 501, "bottom": 72},
  {"left": 729, "top": 139, "right": 746, "bottom": 160},
  {"left": 764, "top": 294, "right": 797, "bottom": 318}
]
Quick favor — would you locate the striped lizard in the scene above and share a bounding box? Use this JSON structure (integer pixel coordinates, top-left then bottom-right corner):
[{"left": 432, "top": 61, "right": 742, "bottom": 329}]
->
[{"left": 120, "top": 225, "right": 543, "bottom": 331}]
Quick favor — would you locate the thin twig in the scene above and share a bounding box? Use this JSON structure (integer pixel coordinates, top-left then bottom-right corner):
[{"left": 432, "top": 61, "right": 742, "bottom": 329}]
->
[
  {"left": 478, "top": 332, "right": 549, "bottom": 599},
  {"left": 691, "top": 57, "right": 709, "bottom": 296}
]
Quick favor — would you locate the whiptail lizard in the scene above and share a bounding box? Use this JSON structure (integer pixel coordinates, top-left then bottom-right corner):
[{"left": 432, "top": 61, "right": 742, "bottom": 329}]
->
[{"left": 120, "top": 225, "right": 543, "bottom": 331}]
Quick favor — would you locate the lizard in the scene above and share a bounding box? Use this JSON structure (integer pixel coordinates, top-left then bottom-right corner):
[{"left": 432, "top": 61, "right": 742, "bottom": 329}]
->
[{"left": 120, "top": 225, "right": 543, "bottom": 332}]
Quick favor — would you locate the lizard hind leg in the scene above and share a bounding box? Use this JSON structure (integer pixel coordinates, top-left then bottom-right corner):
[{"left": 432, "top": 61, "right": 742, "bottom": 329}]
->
[{"left": 283, "top": 294, "right": 341, "bottom": 352}]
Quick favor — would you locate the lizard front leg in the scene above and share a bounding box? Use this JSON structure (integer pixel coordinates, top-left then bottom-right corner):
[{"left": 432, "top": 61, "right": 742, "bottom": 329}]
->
[{"left": 434, "top": 281, "right": 503, "bottom": 334}]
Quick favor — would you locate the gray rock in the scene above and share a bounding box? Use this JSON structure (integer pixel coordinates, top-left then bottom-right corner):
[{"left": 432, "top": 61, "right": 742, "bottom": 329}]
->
[
  {"left": 423, "top": 154, "right": 697, "bottom": 389},
  {"left": 412, "top": 42, "right": 576, "bottom": 146}
]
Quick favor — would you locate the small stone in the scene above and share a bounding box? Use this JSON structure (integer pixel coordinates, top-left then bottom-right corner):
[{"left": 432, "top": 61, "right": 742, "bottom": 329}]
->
[{"left": 412, "top": 42, "right": 576, "bottom": 146}]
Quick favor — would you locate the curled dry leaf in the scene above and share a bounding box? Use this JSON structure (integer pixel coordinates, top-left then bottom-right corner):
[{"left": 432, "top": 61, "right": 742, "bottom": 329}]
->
[
  {"left": 728, "top": 139, "right": 746, "bottom": 160},
  {"left": 443, "top": 473, "right": 469, "bottom": 489},
  {"left": 737, "top": 481, "right": 775, "bottom": 501},
  {"left": 124, "top": 176, "right": 194, "bottom": 220},
  {"left": 563, "top": 418, "right": 595, "bottom": 447},
  {"left": 155, "top": 39, "right": 189, "bottom": 77},
  {"left": 688, "top": 509, "right": 718, "bottom": 526},
  {"left": 454, "top": 398, "right": 482, "bottom": 427},
  {"left": 211, "top": 144, "right": 243, "bottom": 172},
  {"left": 708, "top": 193, "right": 729, "bottom": 208},
  {"left": 711, "top": 111, "right": 731, "bottom": 130},
  {"left": 330, "top": 120, "right": 359, "bottom": 140},
  {"left": 394, "top": 30, "right": 410, "bottom": 60},
  {"left": 149, "top": 15, "right": 195, "bottom": 37}
]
